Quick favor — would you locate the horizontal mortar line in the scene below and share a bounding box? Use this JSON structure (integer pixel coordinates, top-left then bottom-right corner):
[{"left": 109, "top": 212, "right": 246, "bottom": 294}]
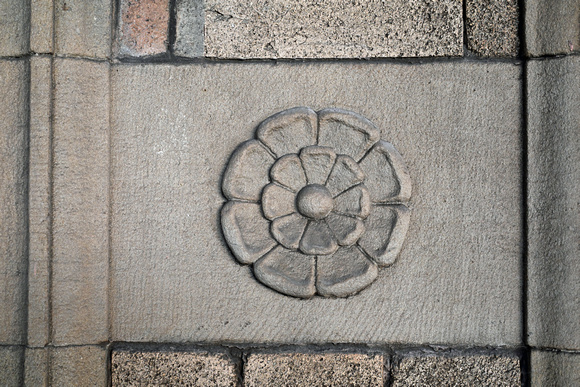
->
[{"left": 529, "top": 346, "right": 580, "bottom": 354}]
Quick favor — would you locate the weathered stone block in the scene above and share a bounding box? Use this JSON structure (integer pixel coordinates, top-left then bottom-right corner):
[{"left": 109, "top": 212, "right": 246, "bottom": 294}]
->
[
  {"left": 31, "top": 0, "right": 54, "bottom": 53},
  {"left": 527, "top": 55, "right": 580, "bottom": 350},
  {"left": 0, "top": 59, "right": 29, "bottom": 345},
  {"left": 111, "top": 350, "right": 237, "bottom": 386},
  {"left": 0, "top": 0, "right": 30, "bottom": 56},
  {"left": 116, "top": 0, "right": 170, "bottom": 58},
  {"left": 531, "top": 350, "right": 580, "bottom": 386},
  {"left": 175, "top": 0, "right": 204, "bottom": 58},
  {"left": 391, "top": 355, "right": 521, "bottom": 386},
  {"left": 55, "top": 0, "right": 112, "bottom": 57},
  {"left": 52, "top": 58, "right": 109, "bottom": 345},
  {"left": 201, "top": 0, "right": 463, "bottom": 59},
  {"left": 0, "top": 346, "right": 23, "bottom": 386},
  {"left": 51, "top": 346, "right": 107, "bottom": 386},
  {"left": 466, "top": 0, "right": 519, "bottom": 57},
  {"left": 25, "top": 348, "right": 49, "bottom": 386},
  {"left": 525, "top": 0, "right": 580, "bottom": 56},
  {"left": 111, "top": 62, "right": 521, "bottom": 345},
  {"left": 245, "top": 353, "right": 384, "bottom": 386}
]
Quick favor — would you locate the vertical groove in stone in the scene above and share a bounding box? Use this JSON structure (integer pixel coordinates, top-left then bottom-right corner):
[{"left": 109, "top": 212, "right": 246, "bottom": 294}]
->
[
  {"left": 52, "top": 58, "right": 109, "bottom": 345},
  {"left": 28, "top": 56, "right": 53, "bottom": 347}
]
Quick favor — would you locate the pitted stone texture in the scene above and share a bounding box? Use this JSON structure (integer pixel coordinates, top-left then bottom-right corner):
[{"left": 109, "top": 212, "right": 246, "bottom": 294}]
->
[
  {"left": 111, "top": 62, "right": 521, "bottom": 345},
  {"left": 116, "top": 0, "right": 170, "bottom": 58},
  {"left": 0, "top": 347, "right": 23, "bottom": 386},
  {"left": 531, "top": 350, "right": 580, "bottom": 386},
  {"left": 0, "top": 0, "right": 30, "bottom": 56},
  {"left": 392, "top": 355, "right": 520, "bottom": 386},
  {"left": 203, "top": 0, "right": 463, "bottom": 59},
  {"left": 528, "top": 56, "right": 580, "bottom": 350},
  {"left": 175, "top": 0, "right": 205, "bottom": 58},
  {"left": 245, "top": 353, "right": 384, "bottom": 386},
  {"left": 31, "top": 0, "right": 54, "bottom": 53},
  {"left": 112, "top": 350, "right": 237, "bottom": 386},
  {"left": 51, "top": 346, "right": 107, "bottom": 386},
  {"left": 25, "top": 348, "right": 49, "bottom": 386},
  {"left": 526, "top": 0, "right": 580, "bottom": 56},
  {"left": 466, "top": 0, "right": 519, "bottom": 57},
  {"left": 55, "top": 0, "right": 112, "bottom": 57},
  {"left": 0, "top": 60, "right": 28, "bottom": 344}
]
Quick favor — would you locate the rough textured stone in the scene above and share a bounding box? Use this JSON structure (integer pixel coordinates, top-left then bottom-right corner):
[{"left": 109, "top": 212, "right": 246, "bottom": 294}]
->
[
  {"left": 51, "top": 346, "right": 107, "bottom": 386},
  {"left": 31, "top": 0, "right": 54, "bottom": 53},
  {"left": 531, "top": 350, "right": 580, "bottom": 386},
  {"left": 0, "top": 60, "right": 29, "bottom": 345},
  {"left": 175, "top": 0, "right": 204, "bottom": 58},
  {"left": 526, "top": 0, "right": 580, "bottom": 56},
  {"left": 245, "top": 353, "right": 384, "bottom": 386},
  {"left": 202, "top": 0, "right": 463, "bottom": 59},
  {"left": 116, "top": 0, "right": 170, "bottom": 58},
  {"left": 0, "top": 0, "right": 29, "bottom": 56},
  {"left": 110, "top": 61, "right": 521, "bottom": 345},
  {"left": 25, "top": 348, "right": 49, "bottom": 386},
  {"left": 55, "top": 0, "right": 112, "bottom": 58},
  {"left": 28, "top": 56, "right": 52, "bottom": 347},
  {"left": 0, "top": 346, "right": 23, "bottom": 386},
  {"left": 466, "top": 0, "right": 519, "bottom": 57},
  {"left": 52, "top": 58, "right": 109, "bottom": 345},
  {"left": 112, "top": 350, "right": 237, "bottom": 386},
  {"left": 391, "top": 355, "right": 520, "bottom": 386},
  {"left": 527, "top": 55, "right": 580, "bottom": 350}
]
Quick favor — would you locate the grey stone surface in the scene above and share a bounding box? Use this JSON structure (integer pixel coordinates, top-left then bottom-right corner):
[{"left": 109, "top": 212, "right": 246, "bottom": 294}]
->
[
  {"left": 245, "top": 352, "right": 384, "bottom": 386},
  {"left": 391, "top": 355, "right": 520, "bottom": 386},
  {"left": 28, "top": 56, "right": 52, "bottom": 347},
  {"left": 51, "top": 346, "right": 107, "bottom": 386},
  {"left": 466, "top": 0, "right": 519, "bottom": 57},
  {"left": 202, "top": 0, "right": 463, "bottom": 59},
  {"left": 55, "top": 0, "right": 112, "bottom": 57},
  {"left": 0, "top": 59, "right": 29, "bottom": 345},
  {"left": 527, "top": 55, "right": 580, "bottom": 350},
  {"left": 175, "top": 0, "right": 204, "bottom": 58},
  {"left": 110, "top": 61, "right": 522, "bottom": 345},
  {"left": 25, "top": 348, "right": 49, "bottom": 386},
  {"left": 31, "top": 0, "right": 54, "bottom": 53},
  {"left": 112, "top": 350, "right": 237, "bottom": 386},
  {"left": 0, "top": 346, "right": 23, "bottom": 386},
  {"left": 0, "top": 0, "right": 29, "bottom": 56},
  {"left": 52, "top": 58, "right": 109, "bottom": 345},
  {"left": 531, "top": 350, "right": 580, "bottom": 387},
  {"left": 526, "top": 0, "right": 580, "bottom": 56}
]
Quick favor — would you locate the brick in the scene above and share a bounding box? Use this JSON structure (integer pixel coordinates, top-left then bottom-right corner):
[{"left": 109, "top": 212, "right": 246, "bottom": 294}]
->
[
  {"left": 391, "top": 355, "right": 521, "bottom": 386},
  {"left": 527, "top": 55, "right": 580, "bottom": 350},
  {"left": 466, "top": 0, "right": 519, "bottom": 57},
  {"left": 202, "top": 0, "right": 463, "bottom": 59},
  {"left": 0, "top": 59, "right": 29, "bottom": 345},
  {"left": 54, "top": 0, "right": 112, "bottom": 58},
  {"left": 111, "top": 350, "right": 237, "bottom": 386},
  {"left": 52, "top": 58, "right": 109, "bottom": 345},
  {"left": 531, "top": 350, "right": 580, "bottom": 386},
  {"left": 526, "top": 0, "right": 580, "bottom": 56},
  {"left": 0, "top": 0, "right": 30, "bottom": 56},
  {"left": 51, "top": 346, "right": 107, "bottom": 386},
  {"left": 245, "top": 353, "right": 384, "bottom": 386},
  {"left": 116, "top": 0, "right": 170, "bottom": 58}
]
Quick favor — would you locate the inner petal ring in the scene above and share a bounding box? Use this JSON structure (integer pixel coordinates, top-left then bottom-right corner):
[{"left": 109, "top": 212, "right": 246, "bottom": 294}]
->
[{"left": 296, "top": 184, "right": 334, "bottom": 220}]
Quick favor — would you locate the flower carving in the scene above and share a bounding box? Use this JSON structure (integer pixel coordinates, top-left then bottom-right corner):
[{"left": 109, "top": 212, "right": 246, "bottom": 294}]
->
[{"left": 221, "top": 107, "right": 411, "bottom": 298}]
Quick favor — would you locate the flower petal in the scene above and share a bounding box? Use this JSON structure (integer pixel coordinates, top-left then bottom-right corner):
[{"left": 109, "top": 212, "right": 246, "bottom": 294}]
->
[
  {"left": 358, "top": 140, "right": 412, "bottom": 203},
  {"left": 271, "top": 213, "right": 308, "bottom": 250},
  {"left": 270, "top": 154, "right": 307, "bottom": 192},
  {"left": 299, "top": 220, "right": 338, "bottom": 255},
  {"left": 326, "top": 213, "right": 365, "bottom": 246},
  {"left": 299, "top": 146, "right": 336, "bottom": 185},
  {"left": 257, "top": 107, "right": 318, "bottom": 157},
  {"left": 325, "top": 155, "right": 365, "bottom": 197},
  {"left": 316, "top": 246, "right": 378, "bottom": 297},
  {"left": 253, "top": 246, "right": 316, "bottom": 298},
  {"left": 333, "top": 184, "right": 371, "bottom": 219},
  {"left": 221, "top": 201, "right": 277, "bottom": 264},
  {"left": 262, "top": 183, "right": 296, "bottom": 220},
  {"left": 222, "top": 140, "right": 274, "bottom": 201},
  {"left": 318, "top": 108, "right": 380, "bottom": 162},
  {"left": 358, "top": 204, "right": 410, "bottom": 267}
]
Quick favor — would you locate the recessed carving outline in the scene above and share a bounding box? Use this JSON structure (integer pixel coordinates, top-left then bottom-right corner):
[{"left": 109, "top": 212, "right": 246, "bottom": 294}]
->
[{"left": 221, "top": 107, "right": 411, "bottom": 298}]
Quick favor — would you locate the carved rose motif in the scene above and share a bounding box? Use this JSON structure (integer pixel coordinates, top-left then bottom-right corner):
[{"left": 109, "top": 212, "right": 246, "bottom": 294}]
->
[{"left": 221, "top": 107, "right": 411, "bottom": 298}]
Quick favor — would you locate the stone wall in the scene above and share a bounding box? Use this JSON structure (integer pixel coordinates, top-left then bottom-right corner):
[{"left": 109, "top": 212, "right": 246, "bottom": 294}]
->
[{"left": 0, "top": 0, "right": 578, "bottom": 385}]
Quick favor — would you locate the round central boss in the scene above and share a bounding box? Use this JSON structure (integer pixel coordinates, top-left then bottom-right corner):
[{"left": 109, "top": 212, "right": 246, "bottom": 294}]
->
[{"left": 296, "top": 184, "right": 334, "bottom": 220}]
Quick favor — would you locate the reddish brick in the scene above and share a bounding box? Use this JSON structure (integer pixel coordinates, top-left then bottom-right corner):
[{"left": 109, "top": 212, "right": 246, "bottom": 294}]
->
[{"left": 117, "top": 0, "right": 170, "bottom": 57}]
